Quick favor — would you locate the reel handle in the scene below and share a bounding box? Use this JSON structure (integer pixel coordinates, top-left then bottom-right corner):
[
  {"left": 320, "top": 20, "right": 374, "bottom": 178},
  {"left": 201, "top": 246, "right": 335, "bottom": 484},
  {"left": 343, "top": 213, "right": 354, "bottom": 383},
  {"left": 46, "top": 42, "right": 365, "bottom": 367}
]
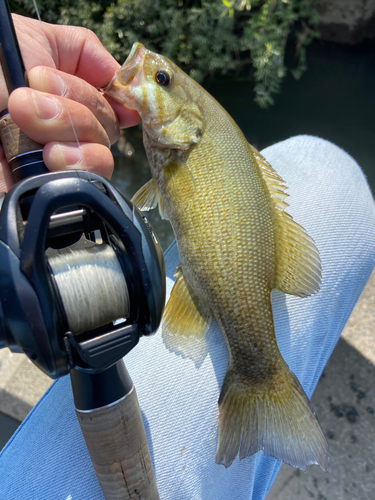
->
[{"left": 72, "top": 362, "right": 159, "bottom": 500}]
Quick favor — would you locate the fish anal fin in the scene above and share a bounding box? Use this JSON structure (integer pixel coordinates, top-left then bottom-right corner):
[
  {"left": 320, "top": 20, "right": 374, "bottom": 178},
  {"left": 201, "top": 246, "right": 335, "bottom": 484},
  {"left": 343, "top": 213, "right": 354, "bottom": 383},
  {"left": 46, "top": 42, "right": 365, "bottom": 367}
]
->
[
  {"left": 131, "top": 178, "right": 169, "bottom": 220},
  {"left": 162, "top": 266, "right": 211, "bottom": 340},
  {"left": 215, "top": 365, "right": 330, "bottom": 472},
  {"left": 251, "top": 146, "right": 321, "bottom": 297}
]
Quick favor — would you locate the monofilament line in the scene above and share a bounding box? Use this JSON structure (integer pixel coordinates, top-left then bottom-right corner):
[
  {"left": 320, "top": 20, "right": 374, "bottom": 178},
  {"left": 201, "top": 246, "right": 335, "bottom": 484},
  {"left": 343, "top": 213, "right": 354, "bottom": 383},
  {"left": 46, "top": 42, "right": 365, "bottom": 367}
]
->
[
  {"left": 31, "top": 0, "right": 86, "bottom": 169},
  {"left": 31, "top": 0, "right": 41, "bottom": 21},
  {"left": 48, "top": 244, "right": 130, "bottom": 334}
]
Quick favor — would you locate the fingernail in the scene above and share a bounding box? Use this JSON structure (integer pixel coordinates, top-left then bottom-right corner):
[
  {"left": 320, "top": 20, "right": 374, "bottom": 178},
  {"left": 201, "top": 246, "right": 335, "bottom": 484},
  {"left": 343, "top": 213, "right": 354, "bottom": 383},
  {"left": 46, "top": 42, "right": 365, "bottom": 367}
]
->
[
  {"left": 45, "top": 69, "right": 67, "bottom": 96},
  {"left": 33, "top": 92, "right": 60, "bottom": 120},
  {"left": 57, "top": 144, "right": 83, "bottom": 166}
]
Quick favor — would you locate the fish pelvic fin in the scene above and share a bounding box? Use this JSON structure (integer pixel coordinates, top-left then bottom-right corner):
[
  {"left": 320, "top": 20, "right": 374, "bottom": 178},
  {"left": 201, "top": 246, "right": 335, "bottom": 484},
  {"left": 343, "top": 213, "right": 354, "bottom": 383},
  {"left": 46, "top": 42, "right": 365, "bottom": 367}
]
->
[
  {"left": 131, "top": 178, "right": 169, "bottom": 220},
  {"left": 215, "top": 365, "right": 330, "bottom": 472},
  {"left": 250, "top": 145, "right": 321, "bottom": 297},
  {"left": 162, "top": 265, "right": 211, "bottom": 340}
]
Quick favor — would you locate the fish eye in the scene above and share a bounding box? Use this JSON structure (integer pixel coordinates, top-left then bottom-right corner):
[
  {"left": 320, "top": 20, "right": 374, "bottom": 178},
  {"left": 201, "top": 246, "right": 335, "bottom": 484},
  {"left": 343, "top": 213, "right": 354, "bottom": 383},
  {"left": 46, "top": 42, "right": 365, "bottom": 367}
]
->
[{"left": 155, "top": 70, "right": 171, "bottom": 87}]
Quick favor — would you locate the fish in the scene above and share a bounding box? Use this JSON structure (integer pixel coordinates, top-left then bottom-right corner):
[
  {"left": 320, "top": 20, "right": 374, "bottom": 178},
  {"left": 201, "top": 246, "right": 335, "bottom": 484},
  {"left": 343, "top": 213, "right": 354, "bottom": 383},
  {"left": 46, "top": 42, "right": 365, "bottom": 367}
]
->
[{"left": 104, "top": 43, "right": 330, "bottom": 472}]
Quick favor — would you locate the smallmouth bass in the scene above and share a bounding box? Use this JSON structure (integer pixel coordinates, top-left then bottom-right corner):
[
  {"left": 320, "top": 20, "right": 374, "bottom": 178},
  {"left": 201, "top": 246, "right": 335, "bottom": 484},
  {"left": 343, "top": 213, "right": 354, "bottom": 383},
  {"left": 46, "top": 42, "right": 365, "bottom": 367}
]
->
[{"left": 105, "top": 43, "right": 330, "bottom": 472}]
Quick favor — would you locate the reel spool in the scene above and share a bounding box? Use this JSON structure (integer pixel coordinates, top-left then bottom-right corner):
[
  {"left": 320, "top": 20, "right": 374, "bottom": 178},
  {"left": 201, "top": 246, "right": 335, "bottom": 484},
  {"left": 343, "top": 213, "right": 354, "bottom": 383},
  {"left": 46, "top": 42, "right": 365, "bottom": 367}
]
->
[
  {"left": 0, "top": 169, "right": 165, "bottom": 378},
  {"left": 48, "top": 244, "right": 130, "bottom": 335}
]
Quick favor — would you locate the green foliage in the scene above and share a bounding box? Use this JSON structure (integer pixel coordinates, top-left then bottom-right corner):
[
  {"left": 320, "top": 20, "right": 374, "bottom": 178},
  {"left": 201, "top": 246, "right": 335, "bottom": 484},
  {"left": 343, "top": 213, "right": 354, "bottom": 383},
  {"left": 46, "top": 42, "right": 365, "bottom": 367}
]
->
[
  {"left": 237, "top": 0, "right": 320, "bottom": 106},
  {"left": 11, "top": 0, "right": 320, "bottom": 107}
]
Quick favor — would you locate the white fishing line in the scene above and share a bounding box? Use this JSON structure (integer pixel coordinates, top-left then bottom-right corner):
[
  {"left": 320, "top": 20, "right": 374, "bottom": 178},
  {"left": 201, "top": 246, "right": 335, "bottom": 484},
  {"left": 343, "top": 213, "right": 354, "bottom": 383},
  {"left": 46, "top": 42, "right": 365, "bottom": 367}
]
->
[
  {"left": 48, "top": 244, "right": 130, "bottom": 334},
  {"left": 31, "top": 0, "right": 86, "bottom": 168},
  {"left": 31, "top": 0, "right": 41, "bottom": 21},
  {"left": 29, "top": 2, "right": 128, "bottom": 334}
]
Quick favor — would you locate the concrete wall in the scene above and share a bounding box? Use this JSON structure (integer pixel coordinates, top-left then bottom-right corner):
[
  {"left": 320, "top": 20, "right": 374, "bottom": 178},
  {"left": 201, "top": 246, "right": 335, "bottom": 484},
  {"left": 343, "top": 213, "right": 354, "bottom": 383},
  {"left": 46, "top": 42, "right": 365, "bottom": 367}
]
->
[{"left": 318, "top": 0, "right": 375, "bottom": 43}]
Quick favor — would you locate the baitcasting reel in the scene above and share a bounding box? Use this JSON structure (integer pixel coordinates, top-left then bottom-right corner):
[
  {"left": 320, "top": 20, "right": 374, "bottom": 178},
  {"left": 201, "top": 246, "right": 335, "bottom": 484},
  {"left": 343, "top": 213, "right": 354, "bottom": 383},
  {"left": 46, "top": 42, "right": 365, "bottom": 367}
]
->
[
  {"left": 0, "top": 168, "right": 165, "bottom": 378},
  {"left": 0, "top": 0, "right": 162, "bottom": 377}
]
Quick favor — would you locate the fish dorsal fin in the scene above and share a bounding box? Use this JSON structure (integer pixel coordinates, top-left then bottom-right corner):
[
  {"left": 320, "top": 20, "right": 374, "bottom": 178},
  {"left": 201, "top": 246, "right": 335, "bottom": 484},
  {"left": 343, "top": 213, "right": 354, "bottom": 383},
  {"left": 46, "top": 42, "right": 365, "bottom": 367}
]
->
[
  {"left": 131, "top": 178, "right": 169, "bottom": 220},
  {"left": 250, "top": 145, "right": 321, "bottom": 297},
  {"left": 162, "top": 265, "right": 211, "bottom": 340}
]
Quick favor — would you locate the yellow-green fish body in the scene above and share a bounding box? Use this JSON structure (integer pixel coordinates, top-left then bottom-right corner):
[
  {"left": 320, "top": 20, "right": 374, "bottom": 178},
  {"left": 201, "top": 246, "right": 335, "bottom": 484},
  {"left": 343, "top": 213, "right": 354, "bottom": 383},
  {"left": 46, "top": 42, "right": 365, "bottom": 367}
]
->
[{"left": 105, "top": 43, "right": 329, "bottom": 472}]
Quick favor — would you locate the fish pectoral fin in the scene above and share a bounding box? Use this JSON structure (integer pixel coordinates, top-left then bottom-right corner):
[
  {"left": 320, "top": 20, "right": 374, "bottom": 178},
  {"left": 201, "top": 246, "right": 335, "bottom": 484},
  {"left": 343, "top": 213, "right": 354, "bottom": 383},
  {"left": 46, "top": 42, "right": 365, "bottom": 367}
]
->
[
  {"left": 162, "top": 265, "right": 211, "bottom": 340},
  {"left": 216, "top": 364, "right": 330, "bottom": 472},
  {"left": 251, "top": 145, "right": 321, "bottom": 297},
  {"left": 131, "top": 178, "right": 169, "bottom": 220},
  {"left": 158, "top": 106, "right": 203, "bottom": 150}
]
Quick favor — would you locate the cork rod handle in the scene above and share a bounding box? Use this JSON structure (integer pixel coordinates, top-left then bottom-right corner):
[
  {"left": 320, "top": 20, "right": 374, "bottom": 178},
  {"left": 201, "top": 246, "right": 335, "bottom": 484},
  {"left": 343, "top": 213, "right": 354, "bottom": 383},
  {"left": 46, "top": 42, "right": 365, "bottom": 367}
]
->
[
  {"left": 0, "top": 113, "right": 43, "bottom": 162},
  {"left": 76, "top": 385, "right": 160, "bottom": 500}
]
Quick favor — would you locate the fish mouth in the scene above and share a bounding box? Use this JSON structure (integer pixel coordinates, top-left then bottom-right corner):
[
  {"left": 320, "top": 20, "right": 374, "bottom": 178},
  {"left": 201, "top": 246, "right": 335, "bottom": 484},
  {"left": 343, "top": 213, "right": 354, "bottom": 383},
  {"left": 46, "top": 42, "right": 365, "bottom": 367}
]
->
[{"left": 103, "top": 42, "right": 146, "bottom": 97}]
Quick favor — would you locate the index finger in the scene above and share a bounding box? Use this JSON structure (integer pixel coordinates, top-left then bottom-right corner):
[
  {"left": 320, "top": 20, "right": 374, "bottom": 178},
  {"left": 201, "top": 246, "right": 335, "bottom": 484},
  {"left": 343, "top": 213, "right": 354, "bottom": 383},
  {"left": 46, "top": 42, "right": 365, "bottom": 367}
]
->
[
  {"left": 13, "top": 15, "right": 117, "bottom": 87},
  {"left": 12, "top": 15, "right": 140, "bottom": 127}
]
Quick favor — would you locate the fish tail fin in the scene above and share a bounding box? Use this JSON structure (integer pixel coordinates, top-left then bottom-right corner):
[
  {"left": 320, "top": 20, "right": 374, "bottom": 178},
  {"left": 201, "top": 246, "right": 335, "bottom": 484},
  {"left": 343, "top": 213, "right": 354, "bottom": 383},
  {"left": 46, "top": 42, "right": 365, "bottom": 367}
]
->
[{"left": 215, "top": 366, "right": 330, "bottom": 472}]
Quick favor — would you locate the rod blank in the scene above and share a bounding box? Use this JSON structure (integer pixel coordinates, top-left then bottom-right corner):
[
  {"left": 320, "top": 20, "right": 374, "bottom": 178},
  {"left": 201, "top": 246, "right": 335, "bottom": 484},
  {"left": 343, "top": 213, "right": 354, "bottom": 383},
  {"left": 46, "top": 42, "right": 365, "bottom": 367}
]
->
[{"left": 0, "top": 0, "right": 26, "bottom": 94}]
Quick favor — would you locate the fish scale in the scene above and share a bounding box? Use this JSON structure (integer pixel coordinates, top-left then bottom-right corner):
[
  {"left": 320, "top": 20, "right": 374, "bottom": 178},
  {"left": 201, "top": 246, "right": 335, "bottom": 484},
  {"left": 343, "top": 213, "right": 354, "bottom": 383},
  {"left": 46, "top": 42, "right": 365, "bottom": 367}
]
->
[{"left": 105, "top": 42, "right": 330, "bottom": 473}]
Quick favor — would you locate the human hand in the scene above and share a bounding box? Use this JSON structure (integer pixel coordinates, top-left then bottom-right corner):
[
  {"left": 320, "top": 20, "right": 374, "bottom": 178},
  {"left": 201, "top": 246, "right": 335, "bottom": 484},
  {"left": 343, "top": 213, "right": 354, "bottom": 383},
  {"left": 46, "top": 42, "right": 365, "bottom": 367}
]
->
[{"left": 0, "top": 14, "right": 140, "bottom": 193}]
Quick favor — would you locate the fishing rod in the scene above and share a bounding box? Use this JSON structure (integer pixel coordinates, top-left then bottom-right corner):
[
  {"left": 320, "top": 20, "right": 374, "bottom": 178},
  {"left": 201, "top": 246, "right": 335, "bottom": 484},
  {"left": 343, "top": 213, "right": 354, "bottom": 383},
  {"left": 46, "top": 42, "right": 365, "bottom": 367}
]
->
[{"left": 0, "top": 1, "right": 164, "bottom": 498}]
